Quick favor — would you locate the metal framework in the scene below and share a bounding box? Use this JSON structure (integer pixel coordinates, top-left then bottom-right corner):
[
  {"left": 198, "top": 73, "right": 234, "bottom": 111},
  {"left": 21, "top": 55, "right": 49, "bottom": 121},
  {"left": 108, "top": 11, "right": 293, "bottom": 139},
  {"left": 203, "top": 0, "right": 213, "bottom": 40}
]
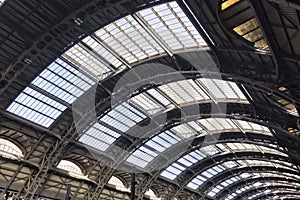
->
[{"left": 1, "top": 0, "right": 300, "bottom": 200}]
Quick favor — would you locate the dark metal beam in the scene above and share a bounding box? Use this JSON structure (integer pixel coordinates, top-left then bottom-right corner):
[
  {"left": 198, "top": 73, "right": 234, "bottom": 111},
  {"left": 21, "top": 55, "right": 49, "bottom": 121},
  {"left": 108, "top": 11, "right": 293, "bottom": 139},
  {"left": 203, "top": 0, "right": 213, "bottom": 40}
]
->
[
  {"left": 249, "top": 0, "right": 286, "bottom": 81},
  {"left": 267, "top": 0, "right": 300, "bottom": 10},
  {"left": 130, "top": 167, "right": 136, "bottom": 200}
]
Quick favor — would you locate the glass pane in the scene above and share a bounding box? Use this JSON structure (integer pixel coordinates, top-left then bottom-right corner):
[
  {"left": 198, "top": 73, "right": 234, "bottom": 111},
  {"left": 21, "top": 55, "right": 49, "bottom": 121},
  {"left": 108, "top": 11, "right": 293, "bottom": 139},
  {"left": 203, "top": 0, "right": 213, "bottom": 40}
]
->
[
  {"left": 32, "top": 58, "right": 95, "bottom": 104},
  {"left": 95, "top": 15, "right": 164, "bottom": 64},
  {"left": 7, "top": 88, "right": 66, "bottom": 127},
  {"left": 137, "top": 1, "right": 207, "bottom": 51}
]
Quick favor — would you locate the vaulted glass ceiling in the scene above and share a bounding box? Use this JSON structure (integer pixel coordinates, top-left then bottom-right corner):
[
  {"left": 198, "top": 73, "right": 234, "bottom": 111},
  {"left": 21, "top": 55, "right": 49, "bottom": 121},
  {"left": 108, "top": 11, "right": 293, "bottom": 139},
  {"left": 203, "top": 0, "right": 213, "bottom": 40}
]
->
[
  {"left": 6, "top": 1, "right": 211, "bottom": 128},
  {"left": 186, "top": 158, "right": 296, "bottom": 191},
  {"left": 6, "top": 58, "right": 96, "bottom": 127},
  {"left": 78, "top": 79, "right": 250, "bottom": 153},
  {"left": 226, "top": 182, "right": 300, "bottom": 200},
  {"left": 3, "top": 0, "right": 299, "bottom": 198},
  {"left": 207, "top": 172, "right": 300, "bottom": 198},
  {"left": 161, "top": 141, "right": 287, "bottom": 182},
  {"left": 7, "top": 87, "right": 67, "bottom": 128},
  {"left": 127, "top": 118, "right": 273, "bottom": 170}
]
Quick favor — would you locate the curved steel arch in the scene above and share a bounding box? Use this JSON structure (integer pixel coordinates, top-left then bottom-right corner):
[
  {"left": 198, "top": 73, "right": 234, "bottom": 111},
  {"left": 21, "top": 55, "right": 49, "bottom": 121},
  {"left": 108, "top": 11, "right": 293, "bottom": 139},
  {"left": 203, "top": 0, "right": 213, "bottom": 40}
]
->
[
  {"left": 135, "top": 131, "right": 280, "bottom": 199},
  {"left": 175, "top": 151, "right": 291, "bottom": 182},
  {"left": 215, "top": 175, "right": 300, "bottom": 199},
  {"left": 120, "top": 104, "right": 283, "bottom": 158},
  {"left": 162, "top": 166, "right": 300, "bottom": 200},
  {"left": 1, "top": 0, "right": 298, "bottom": 199},
  {"left": 149, "top": 131, "right": 279, "bottom": 168},
  {"left": 164, "top": 153, "right": 296, "bottom": 199},
  {"left": 235, "top": 185, "right": 300, "bottom": 200}
]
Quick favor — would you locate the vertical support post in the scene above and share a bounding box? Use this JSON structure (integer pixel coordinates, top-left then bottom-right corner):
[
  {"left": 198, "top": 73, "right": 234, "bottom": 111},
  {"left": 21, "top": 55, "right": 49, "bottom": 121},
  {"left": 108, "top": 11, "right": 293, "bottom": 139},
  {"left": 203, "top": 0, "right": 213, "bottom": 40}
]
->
[
  {"left": 5, "top": 192, "right": 10, "bottom": 200},
  {"left": 65, "top": 184, "right": 72, "bottom": 200},
  {"left": 130, "top": 166, "right": 136, "bottom": 200}
]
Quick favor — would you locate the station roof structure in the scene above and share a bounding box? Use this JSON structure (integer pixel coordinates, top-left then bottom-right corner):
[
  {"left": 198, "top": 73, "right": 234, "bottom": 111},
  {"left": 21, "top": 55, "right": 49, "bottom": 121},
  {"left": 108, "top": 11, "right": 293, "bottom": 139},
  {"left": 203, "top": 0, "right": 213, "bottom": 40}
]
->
[{"left": 1, "top": 0, "right": 300, "bottom": 199}]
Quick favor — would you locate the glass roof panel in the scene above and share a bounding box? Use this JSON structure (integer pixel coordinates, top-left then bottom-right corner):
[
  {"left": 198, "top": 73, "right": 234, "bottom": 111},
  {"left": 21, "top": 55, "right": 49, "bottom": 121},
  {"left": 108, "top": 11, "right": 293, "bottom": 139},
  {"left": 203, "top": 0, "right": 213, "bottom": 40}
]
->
[
  {"left": 31, "top": 58, "right": 95, "bottom": 104},
  {"left": 195, "top": 118, "right": 272, "bottom": 136},
  {"left": 170, "top": 123, "right": 197, "bottom": 139},
  {"left": 82, "top": 36, "right": 125, "bottom": 69},
  {"left": 234, "top": 120, "right": 273, "bottom": 136},
  {"left": 94, "top": 15, "right": 165, "bottom": 64},
  {"left": 137, "top": 1, "right": 207, "bottom": 51},
  {"left": 187, "top": 175, "right": 207, "bottom": 190},
  {"left": 207, "top": 172, "right": 296, "bottom": 197},
  {"left": 99, "top": 102, "right": 147, "bottom": 132},
  {"left": 197, "top": 78, "right": 249, "bottom": 103},
  {"left": 63, "top": 43, "right": 112, "bottom": 80},
  {"left": 227, "top": 181, "right": 300, "bottom": 200},
  {"left": 7, "top": 87, "right": 67, "bottom": 127},
  {"left": 130, "top": 92, "right": 165, "bottom": 115},
  {"left": 78, "top": 122, "right": 121, "bottom": 151},
  {"left": 187, "top": 158, "right": 295, "bottom": 191},
  {"left": 127, "top": 130, "right": 181, "bottom": 168},
  {"left": 161, "top": 149, "right": 205, "bottom": 180},
  {"left": 198, "top": 118, "right": 237, "bottom": 133},
  {"left": 146, "top": 88, "right": 173, "bottom": 108},
  {"left": 200, "top": 145, "right": 221, "bottom": 156},
  {"left": 158, "top": 79, "right": 210, "bottom": 105},
  {"left": 160, "top": 170, "right": 178, "bottom": 180}
]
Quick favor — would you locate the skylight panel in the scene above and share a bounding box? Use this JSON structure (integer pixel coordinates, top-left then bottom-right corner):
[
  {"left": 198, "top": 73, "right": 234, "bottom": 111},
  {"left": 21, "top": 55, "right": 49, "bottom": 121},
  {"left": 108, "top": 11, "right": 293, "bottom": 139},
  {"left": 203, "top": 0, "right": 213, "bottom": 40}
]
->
[
  {"left": 170, "top": 123, "right": 197, "bottom": 139},
  {"left": 63, "top": 44, "right": 112, "bottom": 80},
  {"left": 222, "top": 160, "right": 238, "bottom": 170},
  {"left": 198, "top": 118, "right": 237, "bottom": 133},
  {"left": 177, "top": 156, "right": 194, "bottom": 167},
  {"left": 163, "top": 163, "right": 186, "bottom": 177},
  {"left": 233, "top": 120, "right": 273, "bottom": 136},
  {"left": 78, "top": 122, "right": 121, "bottom": 151},
  {"left": 82, "top": 36, "right": 125, "bottom": 70},
  {"left": 130, "top": 92, "right": 165, "bottom": 115},
  {"left": 94, "top": 15, "right": 164, "bottom": 64},
  {"left": 197, "top": 78, "right": 249, "bottom": 103},
  {"left": 217, "top": 176, "right": 242, "bottom": 192},
  {"left": 187, "top": 175, "right": 207, "bottom": 190},
  {"left": 126, "top": 146, "right": 158, "bottom": 168},
  {"left": 127, "top": 130, "right": 182, "bottom": 168},
  {"left": 99, "top": 102, "right": 146, "bottom": 132},
  {"left": 147, "top": 89, "right": 173, "bottom": 108},
  {"left": 160, "top": 170, "right": 178, "bottom": 180},
  {"left": 137, "top": 1, "right": 207, "bottom": 51},
  {"left": 158, "top": 79, "right": 209, "bottom": 105},
  {"left": 7, "top": 87, "right": 67, "bottom": 127},
  {"left": 126, "top": 155, "right": 149, "bottom": 168},
  {"left": 208, "top": 185, "right": 223, "bottom": 197},
  {"left": 200, "top": 145, "right": 220, "bottom": 156},
  {"left": 167, "top": 163, "right": 185, "bottom": 175},
  {"left": 161, "top": 149, "right": 206, "bottom": 180},
  {"left": 31, "top": 58, "right": 95, "bottom": 104},
  {"left": 187, "top": 121, "right": 206, "bottom": 134}
]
